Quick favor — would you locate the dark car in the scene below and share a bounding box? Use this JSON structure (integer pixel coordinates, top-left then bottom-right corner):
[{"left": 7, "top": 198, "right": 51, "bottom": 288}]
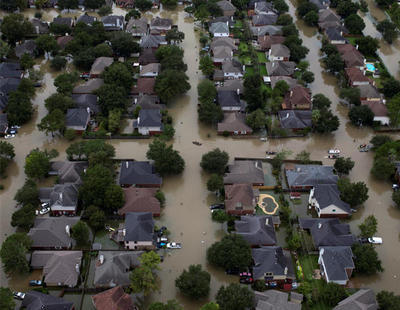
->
[
  {"left": 239, "top": 277, "right": 254, "bottom": 284},
  {"left": 29, "top": 280, "right": 42, "bottom": 286},
  {"left": 210, "top": 203, "right": 225, "bottom": 210}
]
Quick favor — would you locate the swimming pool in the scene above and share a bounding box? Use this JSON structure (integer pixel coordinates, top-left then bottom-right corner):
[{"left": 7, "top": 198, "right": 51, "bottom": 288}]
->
[{"left": 366, "top": 63, "right": 376, "bottom": 72}]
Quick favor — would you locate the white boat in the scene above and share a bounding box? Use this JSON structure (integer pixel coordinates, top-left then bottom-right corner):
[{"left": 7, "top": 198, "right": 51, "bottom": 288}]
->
[
  {"left": 368, "top": 237, "right": 383, "bottom": 244},
  {"left": 167, "top": 242, "right": 182, "bottom": 249},
  {"left": 328, "top": 149, "right": 340, "bottom": 154}
]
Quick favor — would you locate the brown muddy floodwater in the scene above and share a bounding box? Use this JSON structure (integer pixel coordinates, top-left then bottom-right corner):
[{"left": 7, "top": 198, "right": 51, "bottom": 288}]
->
[{"left": 1, "top": 4, "right": 400, "bottom": 309}]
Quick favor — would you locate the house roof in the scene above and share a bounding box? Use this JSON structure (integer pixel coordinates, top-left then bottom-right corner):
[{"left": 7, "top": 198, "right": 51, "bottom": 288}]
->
[
  {"left": 42, "top": 251, "right": 82, "bottom": 286},
  {"left": 217, "top": 79, "right": 244, "bottom": 93},
  {"left": 210, "top": 22, "right": 229, "bottom": 34},
  {"left": 213, "top": 45, "right": 233, "bottom": 59},
  {"left": 150, "top": 17, "right": 172, "bottom": 28},
  {"left": 334, "top": 289, "right": 378, "bottom": 310},
  {"left": 15, "top": 40, "right": 36, "bottom": 58},
  {"left": 50, "top": 161, "right": 88, "bottom": 184},
  {"left": 255, "top": 290, "right": 301, "bottom": 310},
  {"left": 252, "top": 246, "right": 295, "bottom": 279},
  {"left": 251, "top": 25, "right": 283, "bottom": 36},
  {"left": 218, "top": 112, "right": 253, "bottom": 133},
  {"left": 66, "top": 108, "right": 90, "bottom": 128},
  {"left": 119, "top": 161, "right": 162, "bottom": 186},
  {"left": 356, "top": 84, "right": 381, "bottom": 99},
  {"left": 140, "top": 63, "right": 161, "bottom": 75},
  {"left": 209, "top": 16, "right": 234, "bottom": 27},
  {"left": 252, "top": 14, "right": 278, "bottom": 26},
  {"left": 140, "top": 35, "right": 166, "bottom": 48},
  {"left": 40, "top": 183, "right": 79, "bottom": 211},
  {"left": 271, "top": 76, "right": 298, "bottom": 90},
  {"left": 345, "top": 67, "right": 372, "bottom": 85},
  {"left": 133, "top": 78, "right": 156, "bottom": 95},
  {"left": 72, "top": 93, "right": 100, "bottom": 114},
  {"left": 31, "top": 18, "right": 50, "bottom": 34},
  {"left": 313, "top": 184, "right": 351, "bottom": 214},
  {"left": 0, "top": 78, "right": 21, "bottom": 96},
  {"left": 90, "top": 57, "right": 114, "bottom": 75},
  {"left": 53, "top": 17, "right": 72, "bottom": 26},
  {"left": 211, "top": 37, "right": 238, "bottom": 51},
  {"left": 0, "top": 62, "right": 22, "bottom": 79},
  {"left": 119, "top": 187, "right": 161, "bottom": 216},
  {"left": 254, "top": 1, "right": 276, "bottom": 13},
  {"left": 224, "top": 183, "right": 256, "bottom": 213},
  {"left": 133, "top": 95, "right": 163, "bottom": 110},
  {"left": 319, "top": 9, "right": 341, "bottom": 24},
  {"left": 73, "top": 78, "right": 104, "bottom": 94},
  {"left": 310, "top": 0, "right": 330, "bottom": 9},
  {"left": 0, "top": 113, "right": 8, "bottom": 133},
  {"left": 224, "top": 160, "right": 264, "bottom": 184},
  {"left": 124, "top": 212, "right": 154, "bottom": 242},
  {"left": 218, "top": 90, "right": 241, "bottom": 107},
  {"left": 339, "top": 50, "right": 364, "bottom": 68},
  {"left": 222, "top": 59, "right": 243, "bottom": 74},
  {"left": 285, "top": 164, "right": 338, "bottom": 188},
  {"left": 138, "top": 109, "right": 162, "bottom": 127},
  {"left": 270, "top": 44, "right": 290, "bottom": 58},
  {"left": 217, "top": 0, "right": 237, "bottom": 11},
  {"left": 94, "top": 251, "right": 142, "bottom": 287},
  {"left": 325, "top": 27, "right": 345, "bottom": 42},
  {"left": 258, "top": 35, "right": 285, "bottom": 51},
  {"left": 28, "top": 217, "right": 79, "bottom": 248},
  {"left": 139, "top": 48, "right": 158, "bottom": 64},
  {"left": 127, "top": 17, "right": 148, "bottom": 34},
  {"left": 361, "top": 100, "right": 388, "bottom": 117},
  {"left": 283, "top": 86, "right": 311, "bottom": 109},
  {"left": 22, "top": 291, "right": 73, "bottom": 310},
  {"left": 320, "top": 246, "right": 354, "bottom": 282},
  {"left": 235, "top": 215, "right": 277, "bottom": 246},
  {"left": 299, "top": 218, "right": 357, "bottom": 247},
  {"left": 57, "top": 35, "right": 74, "bottom": 48},
  {"left": 92, "top": 286, "right": 135, "bottom": 310},
  {"left": 278, "top": 110, "right": 312, "bottom": 129},
  {"left": 77, "top": 14, "right": 96, "bottom": 25},
  {"left": 266, "top": 61, "right": 296, "bottom": 76},
  {"left": 101, "top": 15, "right": 124, "bottom": 26}
]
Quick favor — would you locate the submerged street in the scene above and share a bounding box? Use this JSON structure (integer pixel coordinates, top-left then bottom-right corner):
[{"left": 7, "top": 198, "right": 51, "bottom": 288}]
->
[{"left": 0, "top": 4, "right": 400, "bottom": 309}]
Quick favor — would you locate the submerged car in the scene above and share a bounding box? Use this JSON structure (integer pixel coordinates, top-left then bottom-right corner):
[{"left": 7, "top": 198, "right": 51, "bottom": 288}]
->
[
  {"left": 210, "top": 203, "right": 225, "bottom": 210},
  {"left": 368, "top": 237, "right": 383, "bottom": 244},
  {"left": 29, "top": 280, "right": 42, "bottom": 286},
  {"left": 166, "top": 242, "right": 182, "bottom": 249}
]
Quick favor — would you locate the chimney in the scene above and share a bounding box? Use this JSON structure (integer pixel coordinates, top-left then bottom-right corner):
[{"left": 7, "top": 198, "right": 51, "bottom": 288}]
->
[
  {"left": 65, "top": 225, "right": 70, "bottom": 236},
  {"left": 265, "top": 218, "right": 269, "bottom": 226},
  {"left": 123, "top": 228, "right": 126, "bottom": 236},
  {"left": 126, "top": 161, "right": 129, "bottom": 169},
  {"left": 75, "top": 263, "right": 80, "bottom": 273},
  {"left": 59, "top": 192, "right": 63, "bottom": 201},
  {"left": 134, "top": 97, "right": 138, "bottom": 104},
  {"left": 355, "top": 44, "right": 359, "bottom": 50},
  {"left": 318, "top": 223, "right": 322, "bottom": 229},
  {"left": 290, "top": 90, "right": 293, "bottom": 98},
  {"left": 284, "top": 267, "right": 288, "bottom": 275}
]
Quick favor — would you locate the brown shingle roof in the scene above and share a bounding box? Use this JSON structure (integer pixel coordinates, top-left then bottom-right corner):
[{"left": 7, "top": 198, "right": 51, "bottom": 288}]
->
[
  {"left": 57, "top": 36, "right": 73, "bottom": 49},
  {"left": 132, "top": 78, "right": 156, "bottom": 95},
  {"left": 225, "top": 183, "right": 256, "bottom": 213},
  {"left": 217, "top": 112, "right": 253, "bottom": 133},
  {"left": 282, "top": 86, "right": 311, "bottom": 110},
  {"left": 336, "top": 44, "right": 364, "bottom": 68},
  {"left": 92, "top": 286, "right": 136, "bottom": 310},
  {"left": 345, "top": 67, "right": 372, "bottom": 85},
  {"left": 118, "top": 187, "right": 161, "bottom": 216},
  {"left": 257, "top": 35, "right": 285, "bottom": 51},
  {"left": 361, "top": 100, "right": 388, "bottom": 117}
]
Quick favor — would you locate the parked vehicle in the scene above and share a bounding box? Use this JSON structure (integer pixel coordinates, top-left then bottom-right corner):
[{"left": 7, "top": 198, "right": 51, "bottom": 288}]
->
[
  {"left": 39, "top": 207, "right": 50, "bottom": 215},
  {"left": 13, "top": 292, "right": 25, "bottom": 300},
  {"left": 4, "top": 134, "right": 15, "bottom": 139},
  {"left": 192, "top": 141, "right": 202, "bottom": 146},
  {"left": 359, "top": 237, "right": 369, "bottom": 244},
  {"left": 328, "top": 149, "right": 340, "bottom": 154},
  {"left": 8, "top": 129, "right": 17, "bottom": 134},
  {"left": 210, "top": 203, "right": 225, "bottom": 210},
  {"left": 167, "top": 242, "right": 182, "bottom": 249},
  {"left": 327, "top": 154, "right": 340, "bottom": 159},
  {"left": 368, "top": 237, "right": 383, "bottom": 244},
  {"left": 156, "top": 226, "right": 168, "bottom": 237},
  {"left": 266, "top": 281, "right": 278, "bottom": 288},
  {"left": 157, "top": 237, "right": 168, "bottom": 243},
  {"left": 393, "top": 184, "right": 399, "bottom": 191},
  {"left": 239, "top": 277, "right": 254, "bottom": 284},
  {"left": 291, "top": 282, "right": 298, "bottom": 289},
  {"left": 41, "top": 202, "right": 50, "bottom": 208},
  {"left": 266, "top": 151, "right": 276, "bottom": 155},
  {"left": 80, "top": 72, "right": 90, "bottom": 79},
  {"left": 29, "top": 280, "right": 42, "bottom": 286},
  {"left": 260, "top": 137, "right": 267, "bottom": 142}
]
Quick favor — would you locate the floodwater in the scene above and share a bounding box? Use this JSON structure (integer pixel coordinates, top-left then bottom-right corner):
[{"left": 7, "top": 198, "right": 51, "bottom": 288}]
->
[{"left": 1, "top": 3, "right": 400, "bottom": 308}]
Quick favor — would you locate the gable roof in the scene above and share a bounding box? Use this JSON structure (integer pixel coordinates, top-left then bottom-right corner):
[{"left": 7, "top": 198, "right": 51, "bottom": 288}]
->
[
  {"left": 340, "top": 50, "right": 364, "bottom": 68},
  {"left": 124, "top": 212, "right": 154, "bottom": 242},
  {"left": 77, "top": 14, "right": 96, "bottom": 25},
  {"left": 140, "top": 63, "right": 161, "bottom": 75},
  {"left": 325, "top": 27, "right": 345, "bottom": 42},
  {"left": 0, "top": 113, "right": 8, "bottom": 133},
  {"left": 278, "top": 110, "right": 312, "bottom": 129},
  {"left": 50, "top": 161, "right": 88, "bottom": 184},
  {"left": 285, "top": 164, "right": 338, "bottom": 188},
  {"left": 218, "top": 112, "right": 253, "bottom": 133},
  {"left": 72, "top": 93, "right": 100, "bottom": 114},
  {"left": 28, "top": 217, "right": 79, "bottom": 248},
  {"left": 57, "top": 35, "right": 74, "bottom": 48},
  {"left": 255, "top": 290, "right": 301, "bottom": 310},
  {"left": 251, "top": 25, "right": 283, "bottom": 36},
  {"left": 266, "top": 61, "right": 296, "bottom": 76},
  {"left": 133, "top": 78, "right": 156, "bottom": 95},
  {"left": 53, "top": 16, "right": 72, "bottom": 26},
  {"left": 15, "top": 40, "right": 37, "bottom": 58},
  {"left": 224, "top": 183, "right": 256, "bottom": 213},
  {"left": 92, "top": 286, "right": 136, "bottom": 310},
  {"left": 101, "top": 15, "right": 124, "bottom": 27},
  {"left": 150, "top": 17, "right": 172, "bottom": 28},
  {"left": 218, "top": 90, "right": 241, "bottom": 107},
  {"left": 258, "top": 35, "right": 285, "bottom": 51},
  {"left": 139, "top": 48, "right": 158, "bottom": 64},
  {"left": 127, "top": 17, "right": 148, "bottom": 35},
  {"left": 252, "top": 14, "right": 278, "bottom": 26},
  {"left": 140, "top": 35, "right": 166, "bottom": 48},
  {"left": 334, "top": 289, "right": 378, "bottom": 310},
  {"left": 0, "top": 78, "right": 21, "bottom": 96},
  {"left": 213, "top": 45, "right": 233, "bottom": 59},
  {"left": 94, "top": 251, "right": 142, "bottom": 286},
  {"left": 222, "top": 59, "right": 243, "bottom": 74},
  {"left": 22, "top": 291, "right": 73, "bottom": 310},
  {"left": 217, "top": 0, "right": 237, "bottom": 11},
  {"left": 283, "top": 86, "right": 311, "bottom": 109},
  {"left": 270, "top": 44, "right": 290, "bottom": 58},
  {"left": 119, "top": 161, "right": 162, "bottom": 186},
  {"left": 138, "top": 109, "right": 162, "bottom": 127},
  {"left": 119, "top": 187, "right": 161, "bottom": 216},
  {"left": 73, "top": 78, "right": 104, "bottom": 94},
  {"left": 211, "top": 37, "right": 238, "bottom": 51},
  {"left": 271, "top": 76, "right": 298, "bottom": 89},
  {"left": 224, "top": 160, "right": 264, "bottom": 185},
  {"left": 217, "top": 79, "right": 244, "bottom": 93},
  {"left": 39, "top": 183, "right": 79, "bottom": 212},
  {"left": 319, "top": 246, "right": 354, "bottom": 282},
  {"left": 361, "top": 100, "right": 388, "bottom": 117},
  {"left": 42, "top": 251, "right": 82, "bottom": 286},
  {"left": 252, "top": 246, "right": 295, "bottom": 279},
  {"left": 345, "top": 67, "right": 372, "bottom": 85},
  {"left": 299, "top": 218, "right": 357, "bottom": 247},
  {"left": 66, "top": 108, "right": 90, "bottom": 128},
  {"left": 356, "top": 84, "right": 381, "bottom": 99},
  {"left": 313, "top": 184, "right": 351, "bottom": 214},
  {"left": 319, "top": 9, "right": 341, "bottom": 24},
  {"left": 31, "top": 18, "right": 50, "bottom": 34},
  {"left": 235, "top": 215, "right": 277, "bottom": 246},
  {"left": 210, "top": 22, "right": 229, "bottom": 34},
  {"left": 0, "top": 62, "right": 22, "bottom": 79},
  {"left": 90, "top": 57, "right": 114, "bottom": 76}
]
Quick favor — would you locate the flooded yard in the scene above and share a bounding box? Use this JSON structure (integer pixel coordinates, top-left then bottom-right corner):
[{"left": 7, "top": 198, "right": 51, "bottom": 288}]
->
[{"left": 0, "top": 2, "right": 400, "bottom": 309}]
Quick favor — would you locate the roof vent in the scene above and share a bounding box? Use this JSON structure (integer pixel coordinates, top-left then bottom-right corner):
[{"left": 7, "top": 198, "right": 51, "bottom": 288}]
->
[
  {"left": 123, "top": 228, "right": 126, "bottom": 236},
  {"left": 318, "top": 223, "right": 322, "bottom": 229},
  {"left": 75, "top": 263, "right": 80, "bottom": 273},
  {"left": 99, "top": 254, "right": 104, "bottom": 265},
  {"left": 265, "top": 218, "right": 269, "bottom": 226},
  {"left": 126, "top": 161, "right": 129, "bottom": 169},
  {"left": 284, "top": 267, "right": 288, "bottom": 275},
  {"left": 66, "top": 225, "right": 70, "bottom": 236}
]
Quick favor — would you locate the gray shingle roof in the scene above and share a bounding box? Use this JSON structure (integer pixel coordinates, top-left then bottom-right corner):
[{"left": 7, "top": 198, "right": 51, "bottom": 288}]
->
[
  {"left": 320, "top": 246, "right": 354, "bottom": 282},
  {"left": 278, "top": 110, "right": 312, "bottom": 129},
  {"left": 119, "top": 161, "right": 162, "bottom": 186},
  {"left": 42, "top": 251, "right": 82, "bottom": 286},
  {"left": 252, "top": 246, "right": 295, "bottom": 280},
  {"left": 140, "top": 35, "right": 166, "bottom": 48},
  {"left": 47, "top": 183, "right": 79, "bottom": 212},
  {"left": 126, "top": 17, "right": 148, "bottom": 35},
  {"left": 224, "top": 160, "right": 264, "bottom": 185},
  {"left": 0, "top": 113, "right": 8, "bottom": 133},
  {"left": 357, "top": 84, "right": 381, "bottom": 99},
  {"left": 124, "top": 212, "right": 154, "bottom": 242},
  {"left": 138, "top": 109, "right": 162, "bottom": 127},
  {"left": 285, "top": 164, "right": 338, "bottom": 188},
  {"left": 0, "top": 62, "right": 22, "bottom": 79},
  {"left": 325, "top": 27, "right": 345, "bottom": 41},
  {"left": 77, "top": 14, "right": 96, "bottom": 25},
  {"left": 251, "top": 25, "right": 283, "bottom": 36},
  {"left": 217, "top": 0, "right": 236, "bottom": 11},
  {"left": 334, "top": 289, "right": 378, "bottom": 310},
  {"left": 52, "top": 17, "right": 72, "bottom": 26},
  {"left": 313, "top": 184, "right": 351, "bottom": 214},
  {"left": 252, "top": 14, "right": 278, "bottom": 26},
  {"left": 255, "top": 290, "right": 301, "bottom": 310},
  {"left": 150, "top": 17, "right": 172, "bottom": 28},
  {"left": 270, "top": 43, "right": 290, "bottom": 58},
  {"left": 0, "top": 78, "right": 21, "bottom": 96},
  {"left": 90, "top": 57, "right": 114, "bottom": 75},
  {"left": 50, "top": 161, "right": 88, "bottom": 184},
  {"left": 235, "top": 215, "right": 277, "bottom": 246},
  {"left": 22, "top": 291, "right": 73, "bottom": 310},
  {"left": 210, "top": 22, "right": 229, "bottom": 35},
  {"left": 15, "top": 40, "right": 37, "bottom": 58},
  {"left": 66, "top": 108, "right": 90, "bottom": 128},
  {"left": 72, "top": 94, "right": 100, "bottom": 114},
  {"left": 266, "top": 61, "right": 296, "bottom": 76},
  {"left": 218, "top": 90, "right": 241, "bottom": 108},
  {"left": 222, "top": 60, "right": 243, "bottom": 74},
  {"left": 73, "top": 78, "right": 104, "bottom": 94}
]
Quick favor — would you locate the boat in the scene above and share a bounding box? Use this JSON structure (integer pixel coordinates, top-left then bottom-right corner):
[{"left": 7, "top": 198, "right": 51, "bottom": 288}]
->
[
  {"left": 328, "top": 149, "right": 340, "bottom": 154},
  {"left": 166, "top": 242, "right": 182, "bottom": 249},
  {"left": 192, "top": 141, "right": 202, "bottom": 146}
]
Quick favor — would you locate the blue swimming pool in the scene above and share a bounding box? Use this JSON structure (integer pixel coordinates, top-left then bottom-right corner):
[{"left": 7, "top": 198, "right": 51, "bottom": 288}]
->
[{"left": 366, "top": 63, "right": 376, "bottom": 72}]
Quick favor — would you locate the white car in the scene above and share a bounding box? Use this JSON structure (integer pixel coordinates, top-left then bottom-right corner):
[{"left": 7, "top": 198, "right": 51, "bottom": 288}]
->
[
  {"left": 368, "top": 237, "right": 383, "bottom": 244},
  {"left": 328, "top": 149, "right": 340, "bottom": 154},
  {"left": 13, "top": 292, "right": 25, "bottom": 300},
  {"left": 167, "top": 242, "right": 182, "bottom": 249},
  {"left": 4, "top": 134, "right": 15, "bottom": 139},
  {"left": 39, "top": 207, "right": 50, "bottom": 215}
]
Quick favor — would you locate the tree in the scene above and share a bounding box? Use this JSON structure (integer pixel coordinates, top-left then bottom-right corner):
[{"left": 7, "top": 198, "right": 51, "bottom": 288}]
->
[
  {"left": 276, "top": 14, "right": 293, "bottom": 26},
  {"left": 273, "top": 0, "right": 288, "bottom": 13},
  {"left": 35, "top": 34, "right": 58, "bottom": 54},
  {"left": 175, "top": 264, "right": 210, "bottom": 299},
  {"left": 207, "top": 234, "right": 252, "bottom": 270},
  {"left": 0, "top": 141, "right": 14, "bottom": 176},
  {"left": 84, "top": 0, "right": 105, "bottom": 9},
  {"left": 348, "top": 105, "right": 374, "bottom": 126},
  {"left": 149, "top": 300, "right": 183, "bottom": 310},
  {"left": 200, "top": 302, "right": 220, "bottom": 310},
  {"left": 166, "top": 28, "right": 185, "bottom": 44},
  {"left": 312, "top": 94, "right": 332, "bottom": 110},
  {"left": 71, "top": 221, "right": 90, "bottom": 247},
  {"left": 1, "top": 14, "right": 33, "bottom": 45},
  {"left": 161, "top": 0, "right": 178, "bottom": 8},
  {"left": 216, "top": 284, "right": 254, "bottom": 310},
  {"left": 146, "top": 139, "right": 185, "bottom": 175},
  {"left": 110, "top": 32, "right": 140, "bottom": 57},
  {"left": 58, "top": 0, "right": 79, "bottom": 9},
  {"left": 358, "top": 215, "right": 378, "bottom": 238},
  {"left": 0, "top": 39, "right": 10, "bottom": 59},
  {"left": 108, "top": 109, "right": 122, "bottom": 133},
  {"left": 344, "top": 14, "right": 365, "bottom": 34},
  {"left": 84, "top": 205, "right": 106, "bottom": 231},
  {"left": 297, "top": 1, "right": 318, "bottom": 17},
  {"left": 382, "top": 78, "right": 400, "bottom": 98},
  {"left": 135, "top": 0, "right": 153, "bottom": 10},
  {"left": 244, "top": 74, "right": 266, "bottom": 111},
  {"left": 207, "top": 173, "right": 224, "bottom": 192},
  {"left": 392, "top": 190, "right": 400, "bottom": 208},
  {"left": 337, "top": 0, "right": 359, "bottom": 17},
  {"left": 155, "top": 190, "right": 166, "bottom": 206},
  {"left": 312, "top": 108, "right": 339, "bottom": 133},
  {"left": 18, "top": 78, "right": 35, "bottom": 98},
  {"left": 0, "top": 0, "right": 27, "bottom": 10},
  {"left": 103, "top": 62, "right": 133, "bottom": 93},
  {"left": 93, "top": 43, "right": 113, "bottom": 58},
  {"left": 198, "top": 101, "right": 223, "bottom": 124},
  {"left": 199, "top": 55, "right": 215, "bottom": 76},
  {"left": 334, "top": 157, "right": 355, "bottom": 174},
  {"left": 6, "top": 91, "right": 33, "bottom": 125},
  {"left": 66, "top": 140, "right": 115, "bottom": 161},
  {"left": 370, "top": 135, "right": 393, "bottom": 149},
  {"left": 96, "top": 84, "right": 128, "bottom": 115},
  {"left": 73, "top": 48, "right": 96, "bottom": 71},
  {"left": 11, "top": 204, "right": 36, "bottom": 230},
  {"left": 54, "top": 72, "right": 79, "bottom": 94},
  {"left": 20, "top": 53, "right": 35, "bottom": 71},
  {"left": 98, "top": 5, "right": 112, "bottom": 16},
  {"left": 295, "top": 150, "right": 311, "bottom": 163},
  {"left": 272, "top": 80, "right": 289, "bottom": 97},
  {"left": 355, "top": 36, "right": 379, "bottom": 57},
  {"left": 14, "top": 179, "right": 39, "bottom": 206},
  {"left": 200, "top": 148, "right": 229, "bottom": 175},
  {"left": 125, "top": 9, "right": 141, "bottom": 21},
  {"left": 377, "top": 291, "right": 400, "bottom": 310},
  {"left": 304, "top": 10, "right": 319, "bottom": 26},
  {"left": 302, "top": 71, "right": 315, "bottom": 84},
  {"left": 377, "top": 20, "right": 398, "bottom": 44},
  {"left": 25, "top": 148, "right": 58, "bottom": 179},
  {"left": 156, "top": 45, "right": 187, "bottom": 71},
  {"left": 340, "top": 87, "right": 360, "bottom": 106},
  {"left": 371, "top": 159, "right": 395, "bottom": 180},
  {"left": 286, "top": 42, "right": 309, "bottom": 63},
  {"left": 104, "top": 184, "right": 125, "bottom": 211},
  {"left": 352, "top": 243, "right": 383, "bottom": 274},
  {"left": 246, "top": 109, "right": 267, "bottom": 130},
  {"left": 337, "top": 178, "right": 369, "bottom": 207},
  {"left": 324, "top": 53, "right": 344, "bottom": 72},
  {"left": 287, "top": 231, "right": 302, "bottom": 251},
  {"left": 212, "top": 210, "right": 229, "bottom": 223},
  {"left": 45, "top": 93, "right": 75, "bottom": 113},
  {"left": 130, "top": 251, "right": 161, "bottom": 295},
  {"left": 376, "top": 0, "right": 396, "bottom": 7},
  {"left": 0, "top": 287, "right": 15, "bottom": 310},
  {"left": 319, "top": 282, "right": 348, "bottom": 306},
  {"left": 50, "top": 56, "right": 67, "bottom": 70},
  {"left": 387, "top": 95, "right": 400, "bottom": 126},
  {"left": 38, "top": 109, "right": 65, "bottom": 137},
  {"left": 155, "top": 70, "right": 191, "bottom": 103},
  {"left": 50, "top": 22, "right": 71, "bottom": 35},
  {"left": 0, "top": 233, "right": 32, "bottom": 275}
]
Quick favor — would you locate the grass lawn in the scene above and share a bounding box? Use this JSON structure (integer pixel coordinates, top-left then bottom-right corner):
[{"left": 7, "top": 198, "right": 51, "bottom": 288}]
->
[
  {"left": 257, "top": 51, "right": 267, "bottom": 63},
  {"left": 259, "top": 65, "right": 267, "bottom": 76},
  {"left": 245, "top": 66, "right": 254, "bottom": 75},
  {"left": 299, "top": 254, "right": 318, "bottom": 282},
  {"left": 347, "top": 37, "right": 358, "bottom": 45},
  {"left": 239, "top": 42, "right": 249, "bottom": 53}
]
